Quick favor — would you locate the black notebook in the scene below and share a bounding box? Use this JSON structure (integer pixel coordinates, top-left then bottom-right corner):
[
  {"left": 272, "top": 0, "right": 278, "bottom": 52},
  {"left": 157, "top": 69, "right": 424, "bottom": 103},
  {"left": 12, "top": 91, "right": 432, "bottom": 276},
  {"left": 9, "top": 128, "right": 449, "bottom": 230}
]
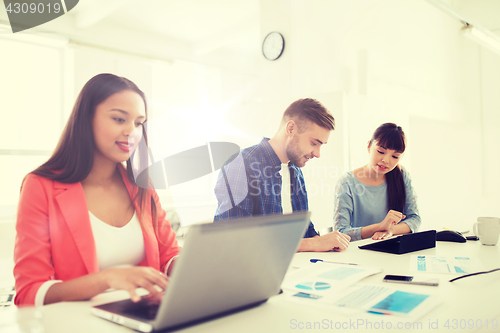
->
[{"left": 358, "top": 230, "right": 437, "bottom": 255}]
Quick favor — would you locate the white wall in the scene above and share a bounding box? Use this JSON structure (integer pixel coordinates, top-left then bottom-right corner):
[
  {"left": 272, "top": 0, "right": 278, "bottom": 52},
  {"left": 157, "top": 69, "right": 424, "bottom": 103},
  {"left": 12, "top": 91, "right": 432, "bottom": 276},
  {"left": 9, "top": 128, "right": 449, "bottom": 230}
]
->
[
  {"left": 479, "top": 48, "right": 500, "bottom": 216},
  {"left": 250, "top": 0, "right": 500, "bottom": 233}
]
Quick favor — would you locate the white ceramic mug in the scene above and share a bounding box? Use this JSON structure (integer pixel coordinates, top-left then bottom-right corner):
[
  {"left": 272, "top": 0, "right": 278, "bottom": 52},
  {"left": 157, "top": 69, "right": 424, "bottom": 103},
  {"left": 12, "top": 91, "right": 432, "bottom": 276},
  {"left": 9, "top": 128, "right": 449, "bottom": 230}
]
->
[{"left": 473, "top": 217, "right": 500, "bottom": 246}]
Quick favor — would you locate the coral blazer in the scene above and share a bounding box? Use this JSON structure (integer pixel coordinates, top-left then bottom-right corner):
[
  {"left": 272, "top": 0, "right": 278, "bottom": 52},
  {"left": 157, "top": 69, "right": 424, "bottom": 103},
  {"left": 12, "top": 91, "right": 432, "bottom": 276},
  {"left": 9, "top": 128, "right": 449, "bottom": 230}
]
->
[{"left": 14, "top": 166, "right": 180, "bottom": 306}]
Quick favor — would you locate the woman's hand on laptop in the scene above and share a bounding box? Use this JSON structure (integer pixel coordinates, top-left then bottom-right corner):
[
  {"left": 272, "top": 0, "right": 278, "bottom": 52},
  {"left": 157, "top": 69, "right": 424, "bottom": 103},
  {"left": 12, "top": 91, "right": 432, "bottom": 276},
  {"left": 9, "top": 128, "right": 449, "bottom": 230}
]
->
[{"left": 101, "top": 267, "right": 168, "bottom": 302}]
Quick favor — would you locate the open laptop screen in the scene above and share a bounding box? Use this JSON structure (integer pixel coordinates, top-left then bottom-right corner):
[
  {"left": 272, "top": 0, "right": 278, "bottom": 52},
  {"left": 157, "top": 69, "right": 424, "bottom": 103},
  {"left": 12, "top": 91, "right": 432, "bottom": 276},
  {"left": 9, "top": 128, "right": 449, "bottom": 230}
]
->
[{"left": 92, "top": 211, "right": 310, "bottom": 332}]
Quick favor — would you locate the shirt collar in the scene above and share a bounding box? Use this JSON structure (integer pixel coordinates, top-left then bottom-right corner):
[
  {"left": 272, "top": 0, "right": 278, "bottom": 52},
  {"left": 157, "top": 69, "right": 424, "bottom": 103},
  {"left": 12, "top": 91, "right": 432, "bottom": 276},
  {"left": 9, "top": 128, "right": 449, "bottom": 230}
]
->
[{"left": 259, "top": 137, "right": 283, "bottom": 169}]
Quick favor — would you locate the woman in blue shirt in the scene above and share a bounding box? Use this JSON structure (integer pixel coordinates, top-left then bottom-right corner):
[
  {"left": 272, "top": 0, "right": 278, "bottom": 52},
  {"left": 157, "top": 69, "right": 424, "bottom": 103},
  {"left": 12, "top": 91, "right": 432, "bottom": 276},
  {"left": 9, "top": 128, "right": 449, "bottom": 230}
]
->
[{"left": 333, "top": 123, "right": 421, "bottom": 241}]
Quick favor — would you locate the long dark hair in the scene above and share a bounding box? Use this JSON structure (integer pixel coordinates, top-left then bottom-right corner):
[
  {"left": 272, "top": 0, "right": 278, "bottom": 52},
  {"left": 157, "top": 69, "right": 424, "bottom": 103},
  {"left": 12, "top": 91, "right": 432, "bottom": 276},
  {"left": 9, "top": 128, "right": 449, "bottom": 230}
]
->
[
  {"left": 369, "top": 123, "right": 406, "bottom": 212},
  {"left": 32, "top": 73, "right": 155, "bottom": 227}
]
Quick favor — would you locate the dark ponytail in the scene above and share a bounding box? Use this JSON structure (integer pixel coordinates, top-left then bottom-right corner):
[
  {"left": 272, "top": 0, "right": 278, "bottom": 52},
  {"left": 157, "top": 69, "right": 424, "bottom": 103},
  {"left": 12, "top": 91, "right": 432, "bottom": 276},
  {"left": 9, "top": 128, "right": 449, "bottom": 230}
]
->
[
  {"left": 386, "top": 165, "right": 406, "bottom": 212},
  {"left": 369, "top": 123, "right": 406, "bottom": 212}
]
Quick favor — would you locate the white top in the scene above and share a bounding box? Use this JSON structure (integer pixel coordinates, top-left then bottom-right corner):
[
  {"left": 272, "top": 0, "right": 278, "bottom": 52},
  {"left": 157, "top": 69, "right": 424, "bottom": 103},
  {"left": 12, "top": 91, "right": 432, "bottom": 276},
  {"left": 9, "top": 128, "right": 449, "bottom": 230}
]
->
[
  {"left": 34, "top": 211, "right": 148, "bottom": 306},
  {"left": 280, "top": 163, "right": 293, "bottom": 214},
  {"left": 89, "top": 211, "right": 146, "bottom": 271}
]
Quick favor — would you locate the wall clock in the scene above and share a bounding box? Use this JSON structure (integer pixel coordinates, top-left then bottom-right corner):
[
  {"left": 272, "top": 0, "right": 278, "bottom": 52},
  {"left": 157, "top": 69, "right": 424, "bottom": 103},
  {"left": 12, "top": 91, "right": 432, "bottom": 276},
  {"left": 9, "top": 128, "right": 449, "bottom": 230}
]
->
[{"left": 262, "top": 32, "right": 285, "bottom": 61}]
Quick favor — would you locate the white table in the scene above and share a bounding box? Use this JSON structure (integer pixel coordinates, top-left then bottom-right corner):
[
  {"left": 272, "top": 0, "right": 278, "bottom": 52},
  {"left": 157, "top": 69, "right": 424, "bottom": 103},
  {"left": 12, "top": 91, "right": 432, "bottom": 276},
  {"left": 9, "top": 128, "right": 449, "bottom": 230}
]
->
[{"left": 5, "top": 238, "right": 500, "bottom": 333}]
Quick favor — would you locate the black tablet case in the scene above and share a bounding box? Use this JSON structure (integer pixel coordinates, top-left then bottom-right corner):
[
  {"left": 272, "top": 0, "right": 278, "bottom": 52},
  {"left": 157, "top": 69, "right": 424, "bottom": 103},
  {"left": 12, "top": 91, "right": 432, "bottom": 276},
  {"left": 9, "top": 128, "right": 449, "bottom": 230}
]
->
[{"left": 358, "top": 230, "right": 436, "bottom": 254}]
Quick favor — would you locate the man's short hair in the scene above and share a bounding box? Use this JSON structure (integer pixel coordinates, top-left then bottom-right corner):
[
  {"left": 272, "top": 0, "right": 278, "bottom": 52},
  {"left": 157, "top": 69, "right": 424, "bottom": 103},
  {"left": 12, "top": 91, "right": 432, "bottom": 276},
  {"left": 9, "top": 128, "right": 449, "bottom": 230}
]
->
[{"left": 281, "top": 98, "right": 335, "bottom": 133}]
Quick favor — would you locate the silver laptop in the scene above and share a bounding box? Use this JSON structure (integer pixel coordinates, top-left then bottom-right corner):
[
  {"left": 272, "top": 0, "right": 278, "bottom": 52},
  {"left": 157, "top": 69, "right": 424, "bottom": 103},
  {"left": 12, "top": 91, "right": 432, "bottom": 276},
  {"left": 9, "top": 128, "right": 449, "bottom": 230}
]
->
[{"left": 91, "top": 211, "right": 310, "bottom": 332}]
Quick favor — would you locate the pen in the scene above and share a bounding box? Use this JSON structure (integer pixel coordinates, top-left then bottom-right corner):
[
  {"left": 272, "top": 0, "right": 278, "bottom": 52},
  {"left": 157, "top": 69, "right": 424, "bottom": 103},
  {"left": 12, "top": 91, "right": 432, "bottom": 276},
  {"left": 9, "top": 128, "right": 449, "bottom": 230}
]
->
[
  {"left": 310, "top": 259, "right": 358, "bottom": 266},
  {"left": 367, "top": 310, "right": 391, "bottom": 316}
]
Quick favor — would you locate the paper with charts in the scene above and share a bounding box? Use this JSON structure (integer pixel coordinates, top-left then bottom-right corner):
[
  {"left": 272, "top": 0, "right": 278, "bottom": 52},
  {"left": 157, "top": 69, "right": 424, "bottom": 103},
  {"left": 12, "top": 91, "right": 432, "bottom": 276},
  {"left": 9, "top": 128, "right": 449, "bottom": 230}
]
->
[
  {"left": 281, "top": 263, "right": 438, "bottom": 318},
  {"left": 327, "top": 284, "right": 438, "bottom": 318},
  {"left": 409, "top": 255, "right": 484, "bottom": 274},
  {"left": 281, "top": 262, "right": 382, "bottom": 313},
  {"left": 282, "top": 262, "right": 382, "bottom": 295}
]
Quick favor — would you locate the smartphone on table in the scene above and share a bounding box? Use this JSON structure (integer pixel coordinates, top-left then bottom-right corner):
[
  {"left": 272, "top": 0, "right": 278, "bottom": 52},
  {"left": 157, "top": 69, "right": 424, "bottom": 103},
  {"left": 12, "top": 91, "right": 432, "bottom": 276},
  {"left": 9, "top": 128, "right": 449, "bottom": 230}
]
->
[{"left": 383, "top": 274, "right": 439, "bottom": 286}]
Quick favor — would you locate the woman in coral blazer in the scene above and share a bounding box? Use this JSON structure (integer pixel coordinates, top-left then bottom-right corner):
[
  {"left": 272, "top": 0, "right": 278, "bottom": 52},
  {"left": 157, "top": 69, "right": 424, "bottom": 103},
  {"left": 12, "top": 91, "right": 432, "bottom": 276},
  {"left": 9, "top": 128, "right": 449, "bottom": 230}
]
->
[{"left": 14, "top": 74, "right": 180, "bottom": 306}]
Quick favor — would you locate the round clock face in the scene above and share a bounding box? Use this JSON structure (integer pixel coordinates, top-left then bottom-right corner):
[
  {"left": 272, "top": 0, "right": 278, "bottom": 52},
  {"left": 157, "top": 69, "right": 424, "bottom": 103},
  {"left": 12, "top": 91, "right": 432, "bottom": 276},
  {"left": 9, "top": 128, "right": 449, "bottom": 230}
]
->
[{"left": 262, "top": 32, "right": 285, "bottom": 61}]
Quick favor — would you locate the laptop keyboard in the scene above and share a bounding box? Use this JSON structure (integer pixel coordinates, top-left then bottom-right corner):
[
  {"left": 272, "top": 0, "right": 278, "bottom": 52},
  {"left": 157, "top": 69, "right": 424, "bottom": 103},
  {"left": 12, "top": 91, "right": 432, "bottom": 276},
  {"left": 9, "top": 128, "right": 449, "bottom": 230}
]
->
[
  {"left": 123, "top": 297, "right": 161, "bottom": 320},
  {"left": 0, "top": 286, "right": 15, "bottom": 308}
]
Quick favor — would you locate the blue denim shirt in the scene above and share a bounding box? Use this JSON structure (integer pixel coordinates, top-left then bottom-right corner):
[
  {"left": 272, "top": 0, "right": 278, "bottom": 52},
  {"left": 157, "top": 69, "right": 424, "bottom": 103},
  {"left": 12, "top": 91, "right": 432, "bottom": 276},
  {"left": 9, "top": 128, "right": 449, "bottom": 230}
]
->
[{"left": 214, "top": 138, "right": 318, "bottom": 238}]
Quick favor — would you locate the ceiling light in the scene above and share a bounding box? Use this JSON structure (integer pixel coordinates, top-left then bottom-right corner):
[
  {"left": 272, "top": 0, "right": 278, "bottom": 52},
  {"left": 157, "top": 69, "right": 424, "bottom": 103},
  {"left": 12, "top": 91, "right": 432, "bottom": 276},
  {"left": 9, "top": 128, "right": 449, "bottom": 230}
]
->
[
  {"left": 424, "top": 0, "right": 500, "bottom": 56},
  {"left": 461, "top": 24, "right": 500, "bottom": 56}
]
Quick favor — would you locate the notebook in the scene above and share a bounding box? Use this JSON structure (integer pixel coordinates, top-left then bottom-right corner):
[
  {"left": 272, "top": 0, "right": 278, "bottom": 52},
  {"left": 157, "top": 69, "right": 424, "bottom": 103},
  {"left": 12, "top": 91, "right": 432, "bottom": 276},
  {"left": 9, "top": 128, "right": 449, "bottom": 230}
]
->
[{"left": 91, "top": 211, "right": 310, "bottom": 332}]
